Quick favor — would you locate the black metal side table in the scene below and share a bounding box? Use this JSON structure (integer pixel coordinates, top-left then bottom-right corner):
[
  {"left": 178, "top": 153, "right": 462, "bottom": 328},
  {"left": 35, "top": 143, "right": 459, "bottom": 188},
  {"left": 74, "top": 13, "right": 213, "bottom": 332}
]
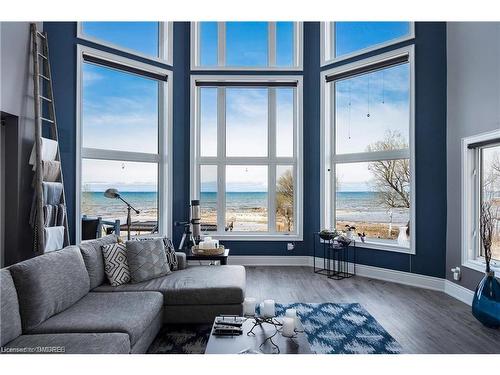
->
[{"left": 313, "top": 232, "right": 356, "bottom": 280}]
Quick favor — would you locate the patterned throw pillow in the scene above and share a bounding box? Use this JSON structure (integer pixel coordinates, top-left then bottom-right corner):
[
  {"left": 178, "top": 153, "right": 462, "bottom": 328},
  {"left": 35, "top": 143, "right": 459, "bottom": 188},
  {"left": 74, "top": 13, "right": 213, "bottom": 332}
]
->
[
  {"left": 101, "top": 243, "right": 131, "bottom": 286},
  {"left": 126, "top": 238, "right": 171, "bottom": 283},
  {"left": 134, "top": 236, "right": 178, "bottom": 271}
]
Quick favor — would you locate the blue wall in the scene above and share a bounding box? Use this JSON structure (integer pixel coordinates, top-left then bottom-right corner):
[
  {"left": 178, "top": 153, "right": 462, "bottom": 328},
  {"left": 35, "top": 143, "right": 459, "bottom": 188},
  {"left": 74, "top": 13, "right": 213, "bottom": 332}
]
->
[{"left": 44, "top": 22, "right": 446, "bottom": 277}]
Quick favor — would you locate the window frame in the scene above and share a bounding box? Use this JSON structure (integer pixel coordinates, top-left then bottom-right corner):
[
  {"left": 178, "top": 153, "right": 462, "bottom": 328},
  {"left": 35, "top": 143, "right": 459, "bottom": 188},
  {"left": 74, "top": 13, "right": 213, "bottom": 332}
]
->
[
  {"left": 75, "top": 45, "right": 173, "bottom": 243},
  {"left": 190, "top": 75, "right": 303, "bottom": 241},
  {"left": 320, "top": 22, "right": 415, "bottom": 67},
  {"left": 77, "top": 22, "right": 173, "bottom": 66},
  {"left": 190, "top": 22, "right": 303, "bottom": 71},
  {"left": 461, "top": 129, "right": 500, "bottom": 273},
  {"left": 320, "top": 45, "right": 416, "bottom": 254}
]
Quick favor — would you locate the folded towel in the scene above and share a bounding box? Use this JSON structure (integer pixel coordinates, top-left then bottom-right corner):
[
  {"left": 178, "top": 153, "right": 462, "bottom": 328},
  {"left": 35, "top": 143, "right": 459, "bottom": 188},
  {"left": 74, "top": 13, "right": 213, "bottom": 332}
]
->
[
  {"left": 57, "top": 204, "right": 66, "bottom": 226},
  {"left": 43, "top": 204, "right": 56, "bottom": 227},
  {"left": 44, "top": 226, "right": 65, "bottom": 252},
  {"left": 29, "top": 138, "right": 59, "bottom": 171},
  {"left": 42, "top": 182, "right": 63, "bottom": 205},
  {"left": 41, "top": 160, "right": 61, "bottom": 182}
]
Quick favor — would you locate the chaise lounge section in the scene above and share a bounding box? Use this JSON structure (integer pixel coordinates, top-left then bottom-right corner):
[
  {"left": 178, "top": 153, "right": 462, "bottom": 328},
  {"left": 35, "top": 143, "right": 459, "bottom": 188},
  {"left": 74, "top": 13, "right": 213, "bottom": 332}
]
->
[{"left": 1, "top": 235, "right": 246, "bottom": 353}]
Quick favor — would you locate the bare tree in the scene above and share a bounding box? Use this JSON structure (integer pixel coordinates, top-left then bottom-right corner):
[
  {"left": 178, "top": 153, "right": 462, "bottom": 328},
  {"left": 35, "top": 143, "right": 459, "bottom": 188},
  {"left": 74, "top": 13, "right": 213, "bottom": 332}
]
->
[
  {"left": 276, "top": 169, "right": 294, "bottom": 231},
  {"left": 366, "top": 130, "right": 410, "bottom": 209}
]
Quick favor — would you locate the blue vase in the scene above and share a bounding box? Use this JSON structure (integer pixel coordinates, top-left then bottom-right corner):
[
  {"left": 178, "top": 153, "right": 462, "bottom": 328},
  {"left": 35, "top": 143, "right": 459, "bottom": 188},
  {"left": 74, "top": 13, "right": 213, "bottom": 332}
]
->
[{"left": 472, "top": 271, "right": 500, "bottom": 328}]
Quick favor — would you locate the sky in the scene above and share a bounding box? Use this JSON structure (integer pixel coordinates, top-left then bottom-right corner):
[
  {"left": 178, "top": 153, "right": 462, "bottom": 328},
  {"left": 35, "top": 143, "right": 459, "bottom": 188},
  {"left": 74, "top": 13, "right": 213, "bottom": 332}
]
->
[{"left": 81, "top": 22, "right": 410, "bottom": 193}]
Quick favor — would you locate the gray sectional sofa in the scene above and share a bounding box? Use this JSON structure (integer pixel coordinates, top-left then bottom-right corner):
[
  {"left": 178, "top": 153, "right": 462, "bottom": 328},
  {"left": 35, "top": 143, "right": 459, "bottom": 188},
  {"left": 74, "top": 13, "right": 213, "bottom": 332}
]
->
[{"left": 0, "top": 235, "right": 246, "bottom": 354}]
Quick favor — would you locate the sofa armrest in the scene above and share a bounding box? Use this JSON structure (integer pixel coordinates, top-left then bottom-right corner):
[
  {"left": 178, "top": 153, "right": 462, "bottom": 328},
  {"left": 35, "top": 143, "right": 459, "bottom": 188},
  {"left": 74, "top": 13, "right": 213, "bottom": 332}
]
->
[{"left": 175, "top": 252, "right": 187, "bottom": 270}]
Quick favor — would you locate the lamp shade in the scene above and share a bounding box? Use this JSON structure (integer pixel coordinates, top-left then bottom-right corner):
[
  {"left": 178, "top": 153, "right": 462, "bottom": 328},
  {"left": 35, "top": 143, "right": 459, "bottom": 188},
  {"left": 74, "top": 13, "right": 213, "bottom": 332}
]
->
[{"left": 104, "top": 188, "right": 120, "bottom": 199}]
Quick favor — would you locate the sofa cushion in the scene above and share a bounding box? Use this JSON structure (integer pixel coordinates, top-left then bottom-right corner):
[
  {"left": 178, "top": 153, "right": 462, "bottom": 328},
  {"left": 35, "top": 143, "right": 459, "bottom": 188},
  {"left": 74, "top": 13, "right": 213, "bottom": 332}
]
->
[
  {"left": 92, "top": 265, "right": 246, "bottom": 305},
  {"left": 102, "top": 242, "right": 130, "bottom": 286},
  {"left": 126, "top": 239, "right": 171, "bottom": 283},
  {"left": 1, "top": 269, "right": 22, "bottom": 346},
  {"left": 79, "top": 234, "right": 119, "bottom": 289},
  {"left": 4, "top": 332, "right": 130, "bottom": 354},
  {"left": 29, "top": 291, "right": 163, "bottom": 346},
  {"left": 9, "top": 246, "right": 90, "bottom": 332}
]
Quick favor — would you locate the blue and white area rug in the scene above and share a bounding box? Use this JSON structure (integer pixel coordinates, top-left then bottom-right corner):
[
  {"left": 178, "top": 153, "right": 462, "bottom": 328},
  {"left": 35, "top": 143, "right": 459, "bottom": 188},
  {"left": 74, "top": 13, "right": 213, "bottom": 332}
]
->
[{"left": 147, "top": 303, "right": 401, "bottom": 354}]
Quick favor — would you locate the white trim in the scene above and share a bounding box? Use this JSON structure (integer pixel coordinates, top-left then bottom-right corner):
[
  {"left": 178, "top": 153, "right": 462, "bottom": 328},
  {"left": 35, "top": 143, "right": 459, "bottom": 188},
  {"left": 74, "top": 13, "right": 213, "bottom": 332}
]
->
[
  {"left": 320, "top": 45, "right": 416, "bottom": 255},
  {"left": 75, "top": 45, "right": 172, "bottom": 243},
  {"left": 444, "top": 280, "right": 475, "bottom": 306},
  {"left": 77, "top": 21, "right": 173, "bottom": 66},
  {"left": 190, "top": 74, "right": 303, "bottom": 241},
  {"left": 461, "top": 129, "right": 500, "bottom": 274},
  {"left": 320, "top": 22, "right": 415, "bottom": 67},
  {"left": 191, "top": 22, "right": 303, "bottom": 71},
  {"left": 229, "top": 255, "right": 474, "bottom": 306}
]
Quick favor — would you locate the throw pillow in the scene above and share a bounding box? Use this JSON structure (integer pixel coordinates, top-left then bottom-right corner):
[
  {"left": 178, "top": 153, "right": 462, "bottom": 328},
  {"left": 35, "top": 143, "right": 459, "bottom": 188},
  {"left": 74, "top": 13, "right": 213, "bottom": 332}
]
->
[
  {"left": 133, "top": 236, "right": 178, "bottom": 271},
  {"left": 126, "top": 238, "right": 171, "bottom": 283},
  {"left": 101, "top": 243, "right": 131, "bottom": 286}
]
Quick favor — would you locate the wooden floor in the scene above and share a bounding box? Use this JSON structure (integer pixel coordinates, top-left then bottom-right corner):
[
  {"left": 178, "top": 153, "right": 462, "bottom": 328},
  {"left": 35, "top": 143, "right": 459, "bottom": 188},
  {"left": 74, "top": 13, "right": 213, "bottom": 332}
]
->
[{"left": 245, "top": 266, "right": 500, "bottom": 354}]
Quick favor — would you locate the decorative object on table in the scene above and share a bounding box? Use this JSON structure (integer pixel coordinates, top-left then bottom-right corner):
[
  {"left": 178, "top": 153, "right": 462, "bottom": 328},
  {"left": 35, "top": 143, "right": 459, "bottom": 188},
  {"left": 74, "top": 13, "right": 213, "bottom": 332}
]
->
[
  {"left": 259, "top": 299, "right": 276, "bottom": 317},
  {"left": 191, "top": 243, "right": 225, "bottom": 256},
  {"left": 243, "top": 297, "right": 257, "bottom": 316},
  {"left": 212, "top": 315, "right": 244, "bottom": 336},
  {"left": 336, "top": 234, "right": 352, "bottom": 247},
  {"left": 101, "top": 242, "right": 130, "bottom": 286},
  {"left": 345, "top": 225, "right": 356, "bottom": 240},
  {"left": 104, "top": 188, "right": 140, "bottom": 241},
  {"left": 313, "top": 231, "right": 356, "bottom": 279},
  {"left": 397, "top": 226, "right": 410, "bottom": 247},
  {"left": 357, "top": 232, "right": 366, "bottom": 243},
  {"left": 125, "top": 238, "right": 171, "bottom": 283},
  {"left": 319, "top": 229, "right": 338, "bottom": 241},
  {"left": 472, "top": 201, "right": 500, "bottom": 328}
]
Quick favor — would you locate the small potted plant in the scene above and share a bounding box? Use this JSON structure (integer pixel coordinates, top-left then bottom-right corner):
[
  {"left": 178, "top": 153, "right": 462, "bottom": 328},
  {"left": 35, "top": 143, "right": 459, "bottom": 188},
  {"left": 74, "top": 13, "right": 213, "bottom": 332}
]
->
[
  {"left": 472, "top": 201, "right": 500, "bottom": 328},
  {"left": 319, "top": 229, "right": 339, "bottom": 241}
]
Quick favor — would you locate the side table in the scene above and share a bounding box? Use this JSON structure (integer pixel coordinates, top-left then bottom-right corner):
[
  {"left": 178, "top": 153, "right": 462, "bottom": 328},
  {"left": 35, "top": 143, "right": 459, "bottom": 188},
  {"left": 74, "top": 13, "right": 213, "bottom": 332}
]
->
[{"left": 185, "top": 249, "right": 230, "bottom": 265}]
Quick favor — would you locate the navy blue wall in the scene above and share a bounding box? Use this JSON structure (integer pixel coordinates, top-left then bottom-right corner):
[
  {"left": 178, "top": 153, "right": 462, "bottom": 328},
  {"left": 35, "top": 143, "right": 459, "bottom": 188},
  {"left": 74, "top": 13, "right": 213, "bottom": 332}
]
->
[{"left": 44, "top": 22, "right": 446, "bottom": 277}]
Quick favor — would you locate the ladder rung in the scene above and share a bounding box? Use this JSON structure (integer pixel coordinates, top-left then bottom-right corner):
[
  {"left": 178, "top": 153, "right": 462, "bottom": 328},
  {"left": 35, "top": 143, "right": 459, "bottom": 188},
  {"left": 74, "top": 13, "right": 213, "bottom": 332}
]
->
[
  {"left": 41, "top": 117, "right": 54, "bottom": 124},
  {"left": 39, "top": 95, "right": 52, "bottom": 103},
  {"left": 38, "top": 53, "right": 48, "bottom": 60},
  {"left": 38, "top": 74, "right": 50, "bottom": 81},
  {"left": 36, "top": 31, "right": 46, "bottom": 39}
]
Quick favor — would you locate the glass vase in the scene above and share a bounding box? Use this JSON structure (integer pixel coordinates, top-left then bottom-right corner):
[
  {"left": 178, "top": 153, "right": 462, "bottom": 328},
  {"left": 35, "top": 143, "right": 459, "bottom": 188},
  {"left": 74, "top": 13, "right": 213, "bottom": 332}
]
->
[{"left": 472, "top": 271, "right": 500, "bottom": 328}]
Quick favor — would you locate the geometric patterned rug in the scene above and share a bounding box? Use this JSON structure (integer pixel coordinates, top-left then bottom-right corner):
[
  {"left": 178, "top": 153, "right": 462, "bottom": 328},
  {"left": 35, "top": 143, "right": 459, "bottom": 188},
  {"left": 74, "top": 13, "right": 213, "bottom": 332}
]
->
[{"left": 147, "top": 303, "right": 402, "bottom": 354}]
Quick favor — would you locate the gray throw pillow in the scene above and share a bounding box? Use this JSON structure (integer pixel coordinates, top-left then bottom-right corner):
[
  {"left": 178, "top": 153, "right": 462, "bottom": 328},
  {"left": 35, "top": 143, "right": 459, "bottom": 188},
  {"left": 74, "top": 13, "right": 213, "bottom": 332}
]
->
[
  {"left": 126, "top": 238, "right": 171, "bottom": 283},
  {"left": 102, "top": 243, "right": 131, "bottom": 286},
  {"left": 133, "top": 236, "right": 179, "bottom": 271}
]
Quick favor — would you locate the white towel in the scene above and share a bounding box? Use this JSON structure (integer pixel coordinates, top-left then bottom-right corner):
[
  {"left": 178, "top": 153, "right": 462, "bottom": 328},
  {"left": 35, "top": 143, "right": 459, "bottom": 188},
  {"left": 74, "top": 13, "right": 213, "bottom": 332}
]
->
[
  {"left": 44, "top": 226, "right": 65, "bottom": 252},
  {"left": 29, "top": 138, "right": 59, "bottom": 171}
]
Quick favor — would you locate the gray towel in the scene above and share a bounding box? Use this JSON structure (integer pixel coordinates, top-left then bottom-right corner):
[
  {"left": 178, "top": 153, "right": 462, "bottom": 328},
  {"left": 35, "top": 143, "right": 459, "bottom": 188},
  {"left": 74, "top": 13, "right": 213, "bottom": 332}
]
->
[
  {"left": 57, "top": 204, "right": 66, "bottom": 226},
  {"left": 41, "top": 160, "right": 61, "bottom": 182},
  {"left": 42, "top": 182, "right": 63, "bottom": 205},
  {"left": 44, "top": 226, "right": 64, "bottom": 252},
  {"left": 42, "top": 204, "right": 66, "bottom": 227}
]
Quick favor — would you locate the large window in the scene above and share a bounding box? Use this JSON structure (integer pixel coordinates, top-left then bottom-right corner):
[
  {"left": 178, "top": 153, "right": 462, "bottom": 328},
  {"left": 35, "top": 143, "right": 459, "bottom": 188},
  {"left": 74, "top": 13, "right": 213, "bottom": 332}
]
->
[
  {"left": 77, "top": 46, "right": 171, "bottom": 242},
  {"left": 322, "top": 46, "right": 415, "bottom": 253},
  {"left": 191, "top": 77, "right": 302, "bottom": 240},
  {"left": 191, "top": 22, "right": 302, "bottom": 70},
  {"left": 462, "top": 131, "right": 500, "bottom": 272},
  {"left": 321, "top": 22, "right": 413, "bottom": 65},
  {"left": 78, "top": 22, "right": 172, "bottom": 63}
]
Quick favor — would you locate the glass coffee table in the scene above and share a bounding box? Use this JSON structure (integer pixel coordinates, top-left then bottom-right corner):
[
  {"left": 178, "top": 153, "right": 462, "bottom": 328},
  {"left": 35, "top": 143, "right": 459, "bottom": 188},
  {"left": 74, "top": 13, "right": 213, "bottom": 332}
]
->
[{"left": 204, "top": 316, "right": 312, "bottom": 354}]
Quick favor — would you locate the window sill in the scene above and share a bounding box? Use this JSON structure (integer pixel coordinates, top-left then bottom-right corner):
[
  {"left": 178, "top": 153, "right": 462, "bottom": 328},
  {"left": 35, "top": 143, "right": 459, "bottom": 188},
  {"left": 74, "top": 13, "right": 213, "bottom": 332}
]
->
[
  {"left": 355, "top": 240, "right": 414, "bottom": 254},
  {"left": 462, "top": 258, "right": 500, "bottom": 275},
  {"left": 206, "top": 233, "right": 303, "bottom": 242}
]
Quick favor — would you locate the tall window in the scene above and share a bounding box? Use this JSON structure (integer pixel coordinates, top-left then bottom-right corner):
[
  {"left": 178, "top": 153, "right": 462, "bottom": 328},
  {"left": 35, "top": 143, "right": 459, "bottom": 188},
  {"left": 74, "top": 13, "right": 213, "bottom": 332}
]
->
[
  {"left": 192, "top": 22, "right": 302, "bottom": 69},
  {"left": 322, "top": 47, "right": 414, "bottom": 252},
  {"left": 462, "top": 131, "right": 500, "bottom": 271},
  {"left": 191, "top": 78, "right": 302, "bottom": 239},
  {"left": 77, "top": 46, "right": 171, "bottom": 242},
  {"left": 321, "top": 22, "right": 413, "bottom": 65},
  {"left": 78, "top": 22, "right": 172, "bottom": 63}
]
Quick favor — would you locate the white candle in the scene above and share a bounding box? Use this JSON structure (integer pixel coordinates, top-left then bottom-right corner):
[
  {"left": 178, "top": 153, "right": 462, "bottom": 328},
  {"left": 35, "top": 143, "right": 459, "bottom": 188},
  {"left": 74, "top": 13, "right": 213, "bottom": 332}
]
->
[
  {"left": 204, "top": 236, "right": 212, "bottom": 241},
  {"left": 285, "top": 308, "right": 297, "bottom": 327},
  {"left": 282, "top": 317, "right": 295, "bottom": 337},
  {"left": 262, "top": 299, "right": 275, "bottom": 317},
  {"left": 243, "top": 297, "right": 256, "bottom": 316}
]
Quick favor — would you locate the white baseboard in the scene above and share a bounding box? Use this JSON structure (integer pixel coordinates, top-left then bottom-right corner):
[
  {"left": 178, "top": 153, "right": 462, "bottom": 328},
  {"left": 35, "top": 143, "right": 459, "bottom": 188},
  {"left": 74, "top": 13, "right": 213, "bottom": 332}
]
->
[
  {"left": 444, "top": 280, "right": 474, "bottom": 306},
  {"left": 228, "top": 255, "right": 474, "bottom": 305}
]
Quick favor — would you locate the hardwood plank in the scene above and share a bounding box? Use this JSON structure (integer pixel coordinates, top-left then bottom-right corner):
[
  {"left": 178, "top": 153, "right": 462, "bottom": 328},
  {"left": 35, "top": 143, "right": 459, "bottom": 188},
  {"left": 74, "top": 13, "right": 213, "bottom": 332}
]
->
[{"left": 244, "top": 266, "right": 500, "bottom": 354}]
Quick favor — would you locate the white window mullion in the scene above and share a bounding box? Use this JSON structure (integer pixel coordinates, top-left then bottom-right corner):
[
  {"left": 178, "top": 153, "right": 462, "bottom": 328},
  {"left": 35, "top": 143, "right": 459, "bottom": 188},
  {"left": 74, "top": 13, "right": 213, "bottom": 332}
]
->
[
  {"left": 330, "top": 81, "right": 336, "bottom": 230},
  {"left": 217, "top": 22, "right": 226, "bottom": 67},
  {"left": 217, "top": 87, "right": 226, "bottom": 235},
  {"left": 268, "top": 22, "right": 276, "bottom": 67},
  {"left": 268, "top": 88, "right": 277, "bottom": 233}
]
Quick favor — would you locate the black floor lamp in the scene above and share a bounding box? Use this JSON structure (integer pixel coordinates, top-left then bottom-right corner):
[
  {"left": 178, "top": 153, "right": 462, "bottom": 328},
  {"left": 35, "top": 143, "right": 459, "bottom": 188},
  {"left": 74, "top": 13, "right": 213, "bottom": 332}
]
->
[{"left": 104, "top": 188, "right": 140, "bottom": 240}]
